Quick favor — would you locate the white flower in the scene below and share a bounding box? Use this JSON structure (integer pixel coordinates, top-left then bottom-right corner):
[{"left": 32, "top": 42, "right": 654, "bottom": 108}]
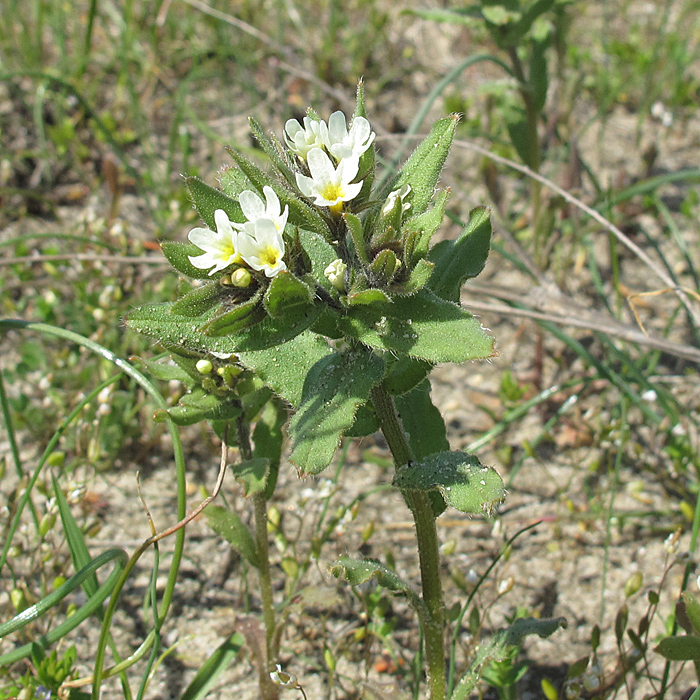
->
[
  {"left": 188, "top": 209, "right": 242, "bottom": 275},
  {"left": 284, "top": 116, "right": 325, "bottom": 159},
  {"left": 232, "top": 186, "right": 288, "bottom": 234},
  {"left": 237, "top": 219, "right": 287, "bottom": 278},
  {"left": 321, "top": 111, "right": 375, "bottom": 160},
  {"left": 295, "top": 148, "right": 362, "bottom": 210}
]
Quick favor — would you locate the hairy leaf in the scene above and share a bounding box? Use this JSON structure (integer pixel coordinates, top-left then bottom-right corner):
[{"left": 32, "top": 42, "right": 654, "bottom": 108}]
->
[
  {"left": 204, "top": 505, "right": 258, "bottom": 567},
  {"left": 393, "top": 451, "right": 505, "bottom": 515},
  {"left": 161, "top": 241, "right": 215, "bottom": 279},
  {"left": 289, "top": 346, "right": 384, "bottom": 474}
]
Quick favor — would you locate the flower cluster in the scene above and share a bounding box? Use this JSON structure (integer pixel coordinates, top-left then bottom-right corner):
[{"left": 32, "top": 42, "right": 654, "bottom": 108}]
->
[
  {"left": 187, "top": 111, "right": 375, "bottom": 280},
  {"left": 188, "top": 186, "right": 288, "bottom": 279}
]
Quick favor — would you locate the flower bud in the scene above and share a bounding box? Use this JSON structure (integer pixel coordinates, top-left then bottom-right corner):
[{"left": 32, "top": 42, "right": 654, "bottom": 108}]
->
[
  {"left": 324, "top": 258, "right": 347, "bottom": 290},
  {"left": 231, "top": 268, "right": 252, "bottom": 287},
  {"left": 196, "top": 359, "right": 213, "bottom": 375}
]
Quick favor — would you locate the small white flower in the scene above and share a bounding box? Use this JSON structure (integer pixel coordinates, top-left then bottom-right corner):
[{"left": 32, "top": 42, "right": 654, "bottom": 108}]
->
[
  {"left": 270, "top": 664, "right": 297, "bottom": 687},
  {"left": 295, "top": 148, "right": 362, "bottom": 210},
  {"left": 233, "top": 186, "right": 288, "bottom": 234},
  {"left": 324, "top": 258, "right": 347, "bottom": 290},
  {"left": 284, "top": 116, "right": 325, "bottom": 159},
  {"left": 188, "top": 209, "right": 242, "bottom": 275},
  {"left": 321, "top": 111, "right": 375, "bottom": 161},
  {"left": 381, "top": 184, "right": 412, "bottom": 216},
  {"left": 237, "top": 219, "right": 287, "bottom": 278}
]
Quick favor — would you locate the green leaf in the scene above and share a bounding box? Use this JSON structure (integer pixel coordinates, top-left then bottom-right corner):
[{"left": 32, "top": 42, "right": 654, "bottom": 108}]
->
[
  {"left": 186, "top": 177, "right": 243, "bottom": 229},
  {"left": 252, "top": 400, "right": 288, "bottom": 499},
  {"left": 504, "top": 105, "right": 536, "bottom": 168},
  {"left": 369, "top": 249, "right": 400, "bottom": 285},
  {"left": 395, "top": 380, "right": 449, "bottom": 460},
  {"left": 156, "top": 389, "right": 241, "bottom": 426},
  {"left": 263, "top": 271, "right": 313, "bottom": 318},
  {"left": 52, "top": 476, "right": 98, "bottom": 600},
  {"left": 330, "top": 555, "right": 427, "bottom": 620},
  {"left": 180, "top": 633, "right": 245, "bottom": 700},
  {"left": 126, "top": 301, "right": 320, "bottom": 355},
  {"left": 345, "top": 212, "right": 370, "bottom": 264},
  {"left": 339, "top": 288, "right": 495, "bottom": 363},
  {"left": 384, "top": 356, "right": 433, "bottom": 395},
  {"left": 396, "top": 258, "right": 435, "bottom": 295},
  {"left": 289, "top": 346, "right": 384, "bottom": 474},
  {"left": 204, "top": 505, "right": 258, "bottom": 567},
  {"left": 402, "top": 7, "right": 477, "bottom": 25},
  {"left": 428, "top": 207, "right": 492, "bottom": 302},
  {"left": 218, "top": 166, "right": 255, "bottom": 199},
  {"left": 347, "top": 288, "right": 391, "bottom": 306},
  {"left": 170, "top": 282, "right": 227, "bottom": 318},
  {"left": 402, "top": 189, "right": 448, "bottom": 267},
  {"left": 237, "top": 331, "right": 332, "bottom": 407},
  {"left": 298, "top": 228, "right": 340, "bottom": 290},
  {"left": 505, "top": 616, "right": 567, "bottom": 645},
  {"left": 200, "top": 292, "right": 266, "bottom": 337},
  {"left": 395, "top": 381, "right": 449, "bottom": 516},
  {"left": 529, "top": 33, "right": 550, "bottom": 114},
  {"left": 655, "top": 635, "right": 700, "bottom": 661},
  {"left": 393, "top": 451, "right": 505, "bottom": 515},
  {"left": 231, "top": 458, "right": 269, "bottom": 496},
  {"left": 391, "top": 115, "right": 458, "bottom": 216},
  {"left": 684, "top": 592, "right": 700, "bottom": 635},
  {"left": 161, "top": 241, "right": 214, "bottom": 279},
  {"left": 344, "top": 403, "right": 379, "bottom": 438},
  {"left": 132, "top": 355, "right": 195, "bottom": 384},
  {"left": 248, "top": 116, "right": 296, "bottom": 185}
]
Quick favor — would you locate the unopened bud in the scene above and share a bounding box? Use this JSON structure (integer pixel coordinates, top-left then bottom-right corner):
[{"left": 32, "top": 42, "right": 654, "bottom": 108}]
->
[
  {"left": 196, "top": 359, "right": 213, "bottom": 375},
  {"left": 324, "top": 259, "right": 347, "bottom": 291},
  {"left": 231, "top": 268, "right": 252, "bottom": 287}
]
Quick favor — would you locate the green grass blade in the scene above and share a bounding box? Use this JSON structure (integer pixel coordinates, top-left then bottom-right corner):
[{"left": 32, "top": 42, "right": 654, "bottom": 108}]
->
[{"left": 180, "top": 633, "right": 246, "bottom": 700}]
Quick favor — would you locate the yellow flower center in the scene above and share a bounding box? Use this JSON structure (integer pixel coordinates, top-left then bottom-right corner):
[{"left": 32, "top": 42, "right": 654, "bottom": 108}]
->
[
  {"left": 259, "top": 245, "right": 281, "bottom": 267},
  {"left": 321, "top": 183, "right": 344, "bottom": 204}
]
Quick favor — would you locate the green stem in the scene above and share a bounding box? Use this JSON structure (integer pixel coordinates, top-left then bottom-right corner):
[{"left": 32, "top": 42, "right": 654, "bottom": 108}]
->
[
  {"left": 235, "top": 413, "right": 278, "bottom": 700},
  {"left": 370, "top": 384, "right": 446, "bottom": 700}
]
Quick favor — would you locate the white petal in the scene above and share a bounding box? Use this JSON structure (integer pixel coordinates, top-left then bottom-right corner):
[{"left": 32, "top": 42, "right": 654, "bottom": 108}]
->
[
  {"left": 239, "top": 190, "right": 265, "bottom": 221},
  {"left": 307, "top": 148, "right": 337, "bottom": 184},
  {"left": 262, "top": 186, "right": 281, "bottom": 219},
  {"left": 328, "top": 111, "right": 348, "bottom": 143},
  {"left": 337, "top": 155, "right": 360, "bottom": 182},
  {"left": 295, "top": 172, "right": 315, "bottom": 198}
]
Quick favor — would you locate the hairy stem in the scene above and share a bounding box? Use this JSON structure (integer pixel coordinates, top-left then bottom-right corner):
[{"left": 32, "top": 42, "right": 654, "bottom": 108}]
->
[
  {"left": 370, "top": 384, "right": 446, "bottom": 700},
  {"left": 236, "top": 413, "right": 279, "bottom": 700}
]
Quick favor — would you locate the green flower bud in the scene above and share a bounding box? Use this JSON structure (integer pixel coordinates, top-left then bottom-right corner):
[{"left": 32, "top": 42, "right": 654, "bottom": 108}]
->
[{"left": 196, "top": 359, "right": 213, "bottom": 375}]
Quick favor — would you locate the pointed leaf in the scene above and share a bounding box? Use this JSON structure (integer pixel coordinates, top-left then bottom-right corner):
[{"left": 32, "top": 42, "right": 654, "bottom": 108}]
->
[
  {"left": 204, "top": 505, "right": 258, "bottom": 567},
  {"left": 218, "top": 166, "right": 255, "bottom": 199},
  {"left": 339, "top": 288, "right": 495, "bottom": 363},
  {"left": 161, "top": 241, "right": 214, "bottom": 279},
  {"left": 505, "top": 616, "right": 567, "bottom": 646},
  {"left": 393, "top": 451, "right": 505, "bottom": 515},
  {"left": 186, "top": 177, "right": 243, "bottom": 229},
  {"left": 401, "top": 189, "right": 448, "bottom": 266},
  {"left": 132, "top": 356, "right": 195, "bottom": 384},
  {"left": 231, "top": 458, "right": 270, "bottom": 496},
  {"left": 249, "top": 116, "right": 297, "bottom": 185},
  {"left": 170, "top": 282, "right": 227, "bottom": 317},
  {"left": 237, "top": 331, "right": 332, "bottom": 407},
  {"left": 395, "top": 258, "right": 434, "bottom": 295},
  {"left": 201, "top": 292, "right": 266, "bottom": 337},
  {"left": 428, "top": 206, "right": 492, "bottom": 302},
  {"left": 344, "top": 403, "right": 379, "bottom": 438},
  {"left": 263, "top": 271, "right": 313, "bottom": 318},
  {"left": 180, "top": 633, "right": 245, "bottom": 700},
  {"left": 126, "top": 301, "right": 320, "bottom": 354},
  {"left": 330, "top": 555, "right": 427, "bottom": 620},
  {"left": 253, "top": 400, "right": 288, "bottom": 499},
  {"left": 289, "top": 346, "right": 384, "bottom": 474},
  {"left": 345, "top": 212, "right": 370, "bottom": 264},
  {"left": 156, "top": 389, "right": 241, "bottom": 426},
  {"left": 391, "top": 116, "right": 458, "bottom": 216}
]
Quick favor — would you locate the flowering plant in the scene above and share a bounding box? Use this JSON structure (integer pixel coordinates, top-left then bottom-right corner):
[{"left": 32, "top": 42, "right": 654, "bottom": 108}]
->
[{"left": 126, "top": 83, "right": 516, "bottom": 700}]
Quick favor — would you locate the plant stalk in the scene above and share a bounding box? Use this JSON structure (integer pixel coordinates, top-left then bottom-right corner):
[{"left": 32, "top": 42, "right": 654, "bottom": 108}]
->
[
  {"left": 370, "top": 384, "right": 446, "bottom": 700},
  {"left": 236, "top": 413, "right": 279, "bottom": 700}
]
